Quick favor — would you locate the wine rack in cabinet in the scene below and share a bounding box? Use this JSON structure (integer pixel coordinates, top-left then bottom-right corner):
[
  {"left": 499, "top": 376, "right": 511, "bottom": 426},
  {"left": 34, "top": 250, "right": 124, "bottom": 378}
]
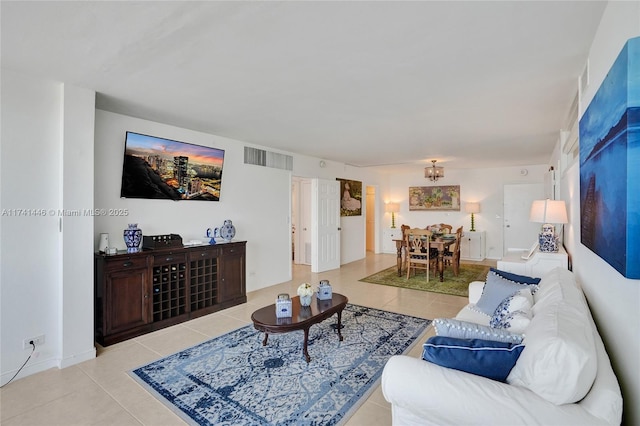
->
[
  {"left": 189, "top": 246, "right": 219, "bottom": 312},
  {"left": 95, "top": 241, "right": 246, "bottom": 346},
  {"left": 152, "top": 253, "right": 187, "bottom": 322}
]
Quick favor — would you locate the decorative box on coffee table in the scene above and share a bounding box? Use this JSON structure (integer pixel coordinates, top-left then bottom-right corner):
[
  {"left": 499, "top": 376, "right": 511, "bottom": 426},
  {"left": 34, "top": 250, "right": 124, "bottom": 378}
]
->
[
  {"left": 275, "top": 294, "right": 292, "bottom": 318},
  {"left": 317, "top": 280, "right": 332, "bottom": 300}
]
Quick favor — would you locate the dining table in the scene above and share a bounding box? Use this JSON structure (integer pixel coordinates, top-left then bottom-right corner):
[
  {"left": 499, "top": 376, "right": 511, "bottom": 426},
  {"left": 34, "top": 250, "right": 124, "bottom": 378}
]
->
[{"left": 392, "top": 236, "right": 456, "bottom": 282}]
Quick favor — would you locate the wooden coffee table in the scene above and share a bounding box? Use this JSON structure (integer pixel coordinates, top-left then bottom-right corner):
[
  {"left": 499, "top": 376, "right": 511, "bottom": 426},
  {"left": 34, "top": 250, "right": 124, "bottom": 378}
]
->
[{"left": 251, "top": 293, "right": 348, "bottom": 363}]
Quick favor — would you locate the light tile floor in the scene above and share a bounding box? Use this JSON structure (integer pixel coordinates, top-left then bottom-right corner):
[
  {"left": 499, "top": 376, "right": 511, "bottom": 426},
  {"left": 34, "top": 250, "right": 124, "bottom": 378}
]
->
[{"left": 0, "top": 253, "right": 494, "bottom": 426}]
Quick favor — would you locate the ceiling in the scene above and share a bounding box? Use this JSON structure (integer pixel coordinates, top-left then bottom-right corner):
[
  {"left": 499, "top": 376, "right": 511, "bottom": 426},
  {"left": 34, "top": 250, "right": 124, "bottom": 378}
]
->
[{"left": 1, "top": 1, "right": 606, "bottom": 171}]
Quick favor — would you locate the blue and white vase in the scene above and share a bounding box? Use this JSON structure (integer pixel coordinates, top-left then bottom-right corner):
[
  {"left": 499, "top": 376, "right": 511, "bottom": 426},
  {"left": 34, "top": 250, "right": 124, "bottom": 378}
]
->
[
  {"left": 538, "top": 232, "right": 558, "bottom": 252},
  {"left": 219, "top": 219, "right": 236, "bottom": 242},
  {"left": 124, "top": 223, "right": 142, "bottom": 253}
]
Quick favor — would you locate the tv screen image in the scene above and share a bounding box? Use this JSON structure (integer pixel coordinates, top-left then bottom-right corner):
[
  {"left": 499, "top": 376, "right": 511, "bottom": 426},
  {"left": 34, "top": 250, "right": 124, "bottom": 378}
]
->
[{"left": 121, "top": 132, "right": 225, "bottom": 201}]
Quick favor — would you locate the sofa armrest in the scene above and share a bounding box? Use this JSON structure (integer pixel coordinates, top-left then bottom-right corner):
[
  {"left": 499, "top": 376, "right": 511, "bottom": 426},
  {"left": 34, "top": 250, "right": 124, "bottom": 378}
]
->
[
  {"left": 468, "top": 280, "right": 484, "bottom": 304},
  {"left": 381, "top": 355, "right": 607, "bottom": 425}
]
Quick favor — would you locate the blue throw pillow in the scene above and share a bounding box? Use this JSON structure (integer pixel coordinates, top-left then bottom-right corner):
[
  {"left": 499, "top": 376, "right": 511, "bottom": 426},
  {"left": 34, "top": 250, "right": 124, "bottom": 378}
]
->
[
  {"left": 474, "top": 271, "right": 525, "bottom": 316},
  {"left": 490, "top": 268, "right": 541, "bottom": 285},
  {"left": 422, "top": 336, "right": 525, "bottom": 382}
]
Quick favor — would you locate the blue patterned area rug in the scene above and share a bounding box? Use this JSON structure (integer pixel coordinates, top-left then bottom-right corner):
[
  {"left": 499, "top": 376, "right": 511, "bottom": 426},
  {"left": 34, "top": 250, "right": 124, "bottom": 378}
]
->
[{"left": 129, "top": 304, "right": 430, "bottom": 426}]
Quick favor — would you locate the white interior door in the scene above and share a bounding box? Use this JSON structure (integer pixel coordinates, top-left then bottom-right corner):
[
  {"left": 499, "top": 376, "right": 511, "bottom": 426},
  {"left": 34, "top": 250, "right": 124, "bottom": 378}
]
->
[
  {"left": 312, "top": 178, "right": 340, "bottom": 272},
  {"left": 298, "top": 179, "right": 312, "bottom": 265},
  {"left": 503, "top": 183, "right": 545, "bottom": 252}
]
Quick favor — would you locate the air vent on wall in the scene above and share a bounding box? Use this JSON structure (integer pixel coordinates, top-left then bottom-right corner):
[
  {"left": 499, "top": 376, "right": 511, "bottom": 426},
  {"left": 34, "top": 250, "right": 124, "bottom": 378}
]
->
[
  {"left": 244, "top": 147, "right": 293, "bottom": 171},
  {"left": 562, "top": 91, "right": 579, "bottom": 158},
  {"left": 580, "top": 59, "right": 590, "bottom": 94}
]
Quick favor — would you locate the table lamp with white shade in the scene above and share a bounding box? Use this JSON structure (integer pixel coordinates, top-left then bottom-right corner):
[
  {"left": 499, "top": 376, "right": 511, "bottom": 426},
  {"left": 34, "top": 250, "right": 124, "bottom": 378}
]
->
[
  {"left": 385, "top": 202, "right": 400, "bottom": 229},
  {"left": 465, "top": 202, "right": 480, "bottom": 232},
  {"left": 529, "top": 199, "right": 568, "bottom": 252}
]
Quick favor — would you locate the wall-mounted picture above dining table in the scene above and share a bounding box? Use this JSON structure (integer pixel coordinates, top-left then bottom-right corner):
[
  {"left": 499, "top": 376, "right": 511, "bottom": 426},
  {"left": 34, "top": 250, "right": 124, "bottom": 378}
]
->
[{"left": 409, "top": 185, "right": 460, "bottom": 211}]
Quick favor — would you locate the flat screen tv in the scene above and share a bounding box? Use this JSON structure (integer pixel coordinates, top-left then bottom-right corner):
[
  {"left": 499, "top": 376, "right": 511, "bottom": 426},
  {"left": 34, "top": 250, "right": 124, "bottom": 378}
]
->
[{"left": 120, "top": 131, "right": 225, "bottom": 201}]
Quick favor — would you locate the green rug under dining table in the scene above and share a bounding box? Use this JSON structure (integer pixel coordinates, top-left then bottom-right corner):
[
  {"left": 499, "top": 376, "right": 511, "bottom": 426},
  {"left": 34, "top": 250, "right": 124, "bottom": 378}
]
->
[{"left": 359, "top": 263, "right": 490, "bottom": 297}]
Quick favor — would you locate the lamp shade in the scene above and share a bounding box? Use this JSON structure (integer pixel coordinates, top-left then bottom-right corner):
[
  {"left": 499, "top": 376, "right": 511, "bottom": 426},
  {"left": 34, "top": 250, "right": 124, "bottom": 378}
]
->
[
  {"left": 465, "top": 202, "right": 480, "bottom": 214},
  {"left": 385, "top": 202, "right": 400, "bottom": 213},
  {"left": 529, "top": 199, "right": 568, "bottom": 224}
]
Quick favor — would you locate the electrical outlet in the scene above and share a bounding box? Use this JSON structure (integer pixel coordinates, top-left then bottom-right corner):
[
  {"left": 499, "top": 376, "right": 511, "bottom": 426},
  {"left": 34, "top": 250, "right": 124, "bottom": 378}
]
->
[{"left": 23, "top": 334, "right": 45, "bottom": 349}]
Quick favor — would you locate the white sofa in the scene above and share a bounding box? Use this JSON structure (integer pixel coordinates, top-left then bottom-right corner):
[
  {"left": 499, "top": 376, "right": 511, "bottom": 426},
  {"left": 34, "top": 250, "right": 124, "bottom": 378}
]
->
[{"left": 382, "top": 267, "right": 623, "bottom": 425}]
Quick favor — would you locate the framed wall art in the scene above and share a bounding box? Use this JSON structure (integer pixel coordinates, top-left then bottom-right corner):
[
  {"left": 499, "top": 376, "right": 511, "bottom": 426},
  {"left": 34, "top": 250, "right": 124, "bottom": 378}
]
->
[
  {"left": 579, "top": 36, "right": 639, "bottom": 279},
  {"left": 337, "top": 178, "right": 362, "bottom": 216},
  {"left": 408, "top": 185, "right": 460, "bottom": 211}
]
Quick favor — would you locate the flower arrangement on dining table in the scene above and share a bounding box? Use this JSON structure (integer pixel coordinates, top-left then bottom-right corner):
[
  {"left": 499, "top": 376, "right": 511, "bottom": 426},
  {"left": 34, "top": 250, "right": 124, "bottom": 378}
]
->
[{"left": 297, "top": 283, "right": 314, "bottom": 306}]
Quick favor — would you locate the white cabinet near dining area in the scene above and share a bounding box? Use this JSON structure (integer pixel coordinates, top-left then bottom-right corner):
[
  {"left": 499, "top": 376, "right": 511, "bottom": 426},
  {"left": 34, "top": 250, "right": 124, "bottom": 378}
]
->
[
  {"left": 460, "top": 231, "right": 486, "bottom": 261},
  {"left": 382, "top": 228, "right": 403, "bottom": 254}
]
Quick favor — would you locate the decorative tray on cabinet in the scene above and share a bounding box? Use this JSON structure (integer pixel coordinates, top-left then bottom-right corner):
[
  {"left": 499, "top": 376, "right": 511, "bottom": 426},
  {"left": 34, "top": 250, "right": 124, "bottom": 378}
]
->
[{"left": 142, "top": 234, "right": 183, "bottom": 250}]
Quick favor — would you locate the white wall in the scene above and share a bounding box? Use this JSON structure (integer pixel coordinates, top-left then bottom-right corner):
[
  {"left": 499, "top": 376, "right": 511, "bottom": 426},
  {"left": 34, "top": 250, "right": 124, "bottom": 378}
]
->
[
  {"left": 1, "top": 70, "right": 96, "bottom": 383},
  {"left": 384, "top": 164, "right": 548, "bottom": 259},
  {"left": 562, "top": 3, "right": 640, "bottom": 424}
]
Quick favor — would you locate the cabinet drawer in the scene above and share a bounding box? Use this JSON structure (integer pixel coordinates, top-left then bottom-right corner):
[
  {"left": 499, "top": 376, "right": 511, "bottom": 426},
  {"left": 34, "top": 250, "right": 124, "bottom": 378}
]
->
[
  {"left": 104, "top": 256, "right": 148, "bottom": 271},
  {"left": 220, "top": 245, "right": 243, "bottom": 256},
  {"left": 152, "top": 253, "right": 187, "bottom": 265},
  {"left": 190, "top": 246, "right": 220, "bottom": 259}
]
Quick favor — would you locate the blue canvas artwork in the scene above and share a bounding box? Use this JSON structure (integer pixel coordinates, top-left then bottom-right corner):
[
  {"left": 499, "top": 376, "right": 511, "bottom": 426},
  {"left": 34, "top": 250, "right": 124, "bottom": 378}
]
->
[{"left": 579, "top": 36, "right": 640, "bottom": 279}]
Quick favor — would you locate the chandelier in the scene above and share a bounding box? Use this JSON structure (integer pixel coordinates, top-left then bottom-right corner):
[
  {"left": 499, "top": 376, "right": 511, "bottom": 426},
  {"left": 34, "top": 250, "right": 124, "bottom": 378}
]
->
[{"left": 425, "top": 160, "right": 444, "bottom": 182}]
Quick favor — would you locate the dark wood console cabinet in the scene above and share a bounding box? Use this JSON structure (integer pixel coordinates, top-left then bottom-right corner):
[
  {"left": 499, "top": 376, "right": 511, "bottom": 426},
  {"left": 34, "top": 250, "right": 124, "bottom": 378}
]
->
[{"left": 95, "top": 241, "right": 246, "bottom": 346}]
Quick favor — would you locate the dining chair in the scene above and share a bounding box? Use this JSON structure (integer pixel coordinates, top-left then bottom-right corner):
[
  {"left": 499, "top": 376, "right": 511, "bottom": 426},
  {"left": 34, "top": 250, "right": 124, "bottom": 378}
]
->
[
  {"left": 405, "top": 228, "right": 437, "bottom": 281},
  {"left": 443, "top": 226, "right": 463, "bottom": 276}
]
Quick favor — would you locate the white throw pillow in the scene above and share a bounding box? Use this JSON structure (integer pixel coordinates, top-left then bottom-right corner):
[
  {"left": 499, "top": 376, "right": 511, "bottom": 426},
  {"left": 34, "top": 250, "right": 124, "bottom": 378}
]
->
[
  {"left": 507, "top": 301, "right": 597, "bottom": 405},
  {"left": 492, "top": 310, "right": 531, "bottom": 334},
  {"left": 490, "top": 289, "right": 533, "bottom": 333}
]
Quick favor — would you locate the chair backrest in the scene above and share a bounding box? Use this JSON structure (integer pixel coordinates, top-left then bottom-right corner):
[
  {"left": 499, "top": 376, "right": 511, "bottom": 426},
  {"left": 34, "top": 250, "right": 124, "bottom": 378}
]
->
[
  {"left": 405, "top": 228, "right": 432, "bottom": 254},
  {"left": 400, "top": 224, "right": 411, "bottom": 240},
  {"left": 453, "top": 226, "right": 463, "bottom": 253},
  {"left": 439, "top": 223, "right": 453, "bottom": 234}
]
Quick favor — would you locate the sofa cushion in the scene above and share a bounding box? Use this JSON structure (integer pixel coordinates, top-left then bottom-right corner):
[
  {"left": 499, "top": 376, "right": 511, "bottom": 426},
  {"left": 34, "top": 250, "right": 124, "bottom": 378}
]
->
[
  {"left": 455, "top": 304, "right": 491, "bottom": 326},
  {"left": 490, "top": 267, "right": 541, "bottom": 285},
  {"left": 507, "top": 301, "right": 597, "bottom": 405},
  {"left": 433, "top": 318, "right": 524, "bottom": 344},
  {"left": 533, "top": 267, "right": 589, "bottom": 315},
  {"left": 422, "top": 336, "right": 525, "bottom": 382},
  {"left": 473, "top": 271, "right": 525, "bottom": 315}
]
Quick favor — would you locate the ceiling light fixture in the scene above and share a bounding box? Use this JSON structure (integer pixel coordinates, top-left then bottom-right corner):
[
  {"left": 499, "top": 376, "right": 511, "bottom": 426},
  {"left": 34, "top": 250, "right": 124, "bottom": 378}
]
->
[{"left": 425, "top": 160, "right": 444, "bottom": 182}]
